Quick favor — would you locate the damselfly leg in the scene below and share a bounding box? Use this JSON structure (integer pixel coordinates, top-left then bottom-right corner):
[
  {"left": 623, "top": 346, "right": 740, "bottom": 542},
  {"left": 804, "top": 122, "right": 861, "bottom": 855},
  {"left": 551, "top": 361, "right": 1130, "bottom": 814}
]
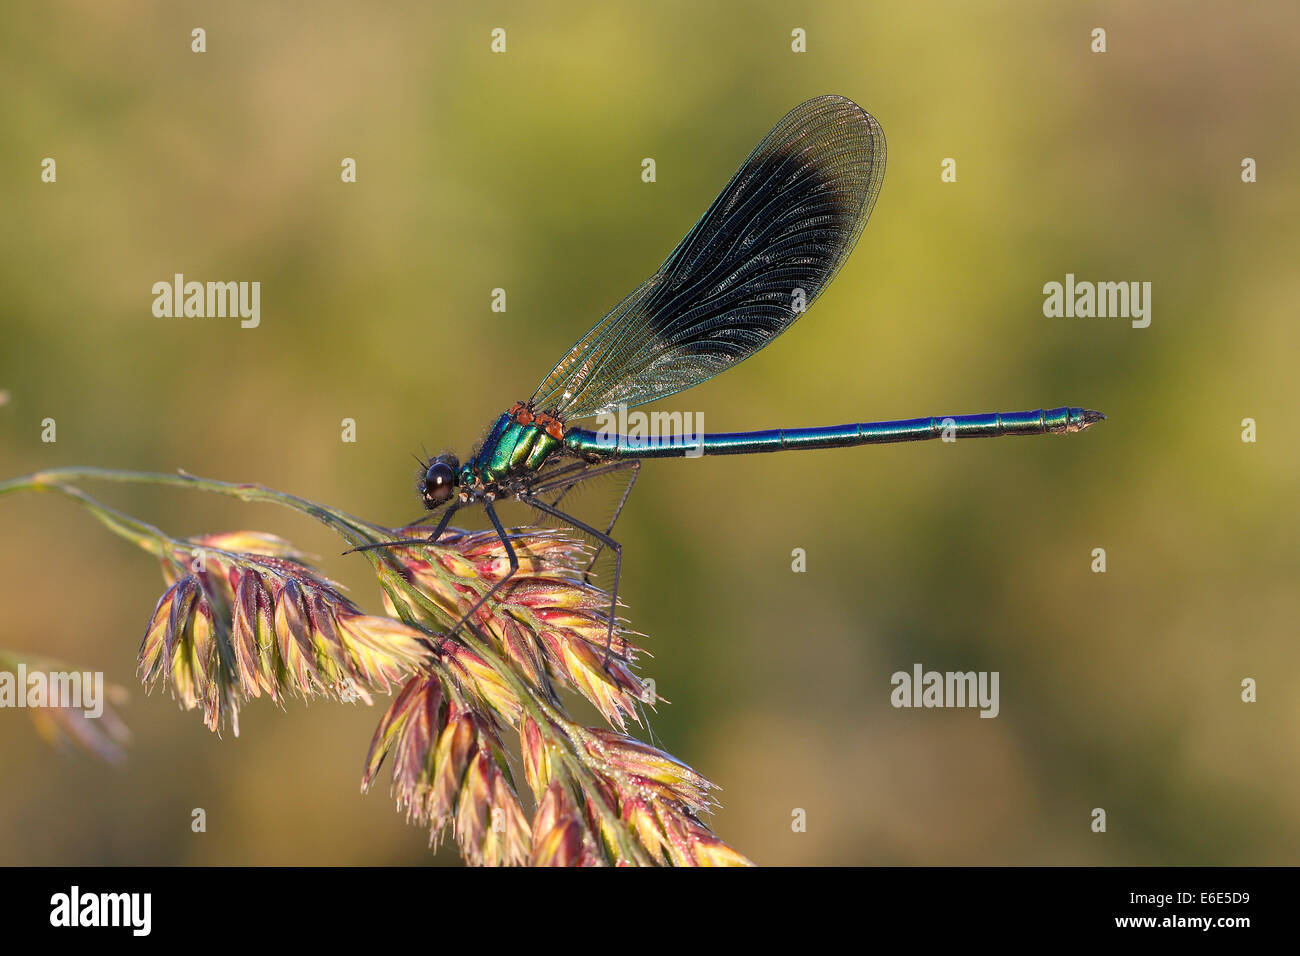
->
[
  {"left": 344, "top": 501, "right": 461, "bottom": 556},
  {"left": 439, "top": 498, "right": 519, "bottom": 640},
  {"left": 522, "top": 492, "right": 625, "bottom": 670},
  {"left": 533, "top": 459, "right": 641, "bottom": 584}
]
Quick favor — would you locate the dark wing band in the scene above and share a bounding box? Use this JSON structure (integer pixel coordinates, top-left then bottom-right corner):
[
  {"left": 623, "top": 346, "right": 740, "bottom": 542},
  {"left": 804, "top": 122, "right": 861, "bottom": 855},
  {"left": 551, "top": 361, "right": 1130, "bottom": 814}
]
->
[{"left": 530, "top": 94, "right": 886, "bottom": 422}]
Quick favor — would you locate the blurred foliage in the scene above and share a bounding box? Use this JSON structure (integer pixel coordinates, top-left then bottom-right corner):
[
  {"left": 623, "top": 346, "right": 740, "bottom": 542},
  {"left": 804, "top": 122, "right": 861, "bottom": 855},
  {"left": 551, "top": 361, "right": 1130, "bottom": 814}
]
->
[{"left": 1, "top": 0, "right": 1297, "bottom": 864}]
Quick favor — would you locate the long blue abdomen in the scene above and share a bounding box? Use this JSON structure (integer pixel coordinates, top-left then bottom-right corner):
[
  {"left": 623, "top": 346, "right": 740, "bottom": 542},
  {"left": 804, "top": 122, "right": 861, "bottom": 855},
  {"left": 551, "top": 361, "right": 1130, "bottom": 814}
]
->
[{"left": 564, "top": 407, "right": 1104, "bottom": 459}]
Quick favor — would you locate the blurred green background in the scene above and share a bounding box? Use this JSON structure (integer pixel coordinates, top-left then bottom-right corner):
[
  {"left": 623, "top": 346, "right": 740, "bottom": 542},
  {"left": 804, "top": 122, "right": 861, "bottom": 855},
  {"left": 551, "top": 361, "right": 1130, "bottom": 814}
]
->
[{"left": 1, "top": 0, "right": 1296, "bottom": 865}]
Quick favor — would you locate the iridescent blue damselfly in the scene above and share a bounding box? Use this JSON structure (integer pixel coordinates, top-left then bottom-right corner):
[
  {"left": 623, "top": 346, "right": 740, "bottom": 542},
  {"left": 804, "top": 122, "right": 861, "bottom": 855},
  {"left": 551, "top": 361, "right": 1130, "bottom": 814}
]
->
[{"left": 352, "top": 95, "right": 1104, "bottom": 661}]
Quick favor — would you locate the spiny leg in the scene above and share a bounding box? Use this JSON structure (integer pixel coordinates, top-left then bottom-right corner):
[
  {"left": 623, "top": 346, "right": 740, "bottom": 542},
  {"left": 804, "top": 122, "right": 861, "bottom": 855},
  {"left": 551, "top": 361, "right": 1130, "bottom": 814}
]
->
[
  {"left": 343, "top": 501, "right": 462, "bottom": 555},
  {"left": 346, "top": 500, "right": 520, "bottom": 647},
  {"left": 427, "top": 501, "right": 460, "bottom": 541},
  {"left": 529, "top": 459, "right": 641, "bottom": 578},
  {"left": 535, "top": 459, "right": 637, "bottom": 509},
  {"left": 532, "top": 461, "right": 629, "bottom": 500},
  {"left": 544, "top": 465, "right": 600, "bottom": 508},
  {"left": 443, "top": 498, "right": 519, "bottom": 640},
  {"left": 523, "top": 493, "right": 624, "bottom": 668},
  {"left": 578, "top": 459, "right": 639, "bottom": 582},
  {"left": 529, "top": 460, "right": 591, "bottom": 494}
]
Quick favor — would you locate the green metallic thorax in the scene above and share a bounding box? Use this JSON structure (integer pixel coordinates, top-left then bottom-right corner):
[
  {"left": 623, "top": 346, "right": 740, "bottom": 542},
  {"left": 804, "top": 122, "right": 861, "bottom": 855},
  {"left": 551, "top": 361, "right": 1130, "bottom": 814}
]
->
[{"left": 460, "top": 413, "right": 563, "bottom": 489}]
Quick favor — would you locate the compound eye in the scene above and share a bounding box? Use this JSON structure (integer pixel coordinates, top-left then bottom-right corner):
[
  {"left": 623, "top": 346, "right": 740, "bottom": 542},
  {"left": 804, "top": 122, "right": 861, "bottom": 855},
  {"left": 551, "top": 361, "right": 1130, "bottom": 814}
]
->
[{"left": 422, "top": 461, "right": 456, "bottom": 506}]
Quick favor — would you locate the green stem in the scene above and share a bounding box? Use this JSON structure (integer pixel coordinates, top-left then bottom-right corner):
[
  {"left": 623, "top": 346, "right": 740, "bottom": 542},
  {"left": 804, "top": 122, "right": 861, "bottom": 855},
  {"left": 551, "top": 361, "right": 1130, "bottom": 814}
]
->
[
  {"left": 31, "top": 482, "right": 177, "bottom": 559},
  {"left": 1, "top": 468, "right": 390, "bottom": 548}
]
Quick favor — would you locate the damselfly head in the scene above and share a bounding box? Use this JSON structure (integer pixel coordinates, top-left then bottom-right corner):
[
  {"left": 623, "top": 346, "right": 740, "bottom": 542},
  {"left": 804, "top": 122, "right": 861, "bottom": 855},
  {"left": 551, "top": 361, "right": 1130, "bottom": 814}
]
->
[{"left": 418, "top": 453, "right": 459, "bottom": 509}]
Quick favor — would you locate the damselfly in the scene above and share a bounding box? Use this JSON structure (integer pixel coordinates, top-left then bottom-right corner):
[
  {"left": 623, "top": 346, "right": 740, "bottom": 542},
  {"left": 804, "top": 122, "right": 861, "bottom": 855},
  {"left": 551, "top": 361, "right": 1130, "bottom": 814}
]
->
[{"left": 356, "top": 95, "right": 1104, "bottom": 659}]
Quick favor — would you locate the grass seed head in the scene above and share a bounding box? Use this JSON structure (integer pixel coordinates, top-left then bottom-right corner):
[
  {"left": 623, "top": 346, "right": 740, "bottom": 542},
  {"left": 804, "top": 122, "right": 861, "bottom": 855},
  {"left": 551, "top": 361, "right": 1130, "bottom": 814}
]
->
[{"left": 139, "top": 532, "right": 432, "bottom": 733}]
